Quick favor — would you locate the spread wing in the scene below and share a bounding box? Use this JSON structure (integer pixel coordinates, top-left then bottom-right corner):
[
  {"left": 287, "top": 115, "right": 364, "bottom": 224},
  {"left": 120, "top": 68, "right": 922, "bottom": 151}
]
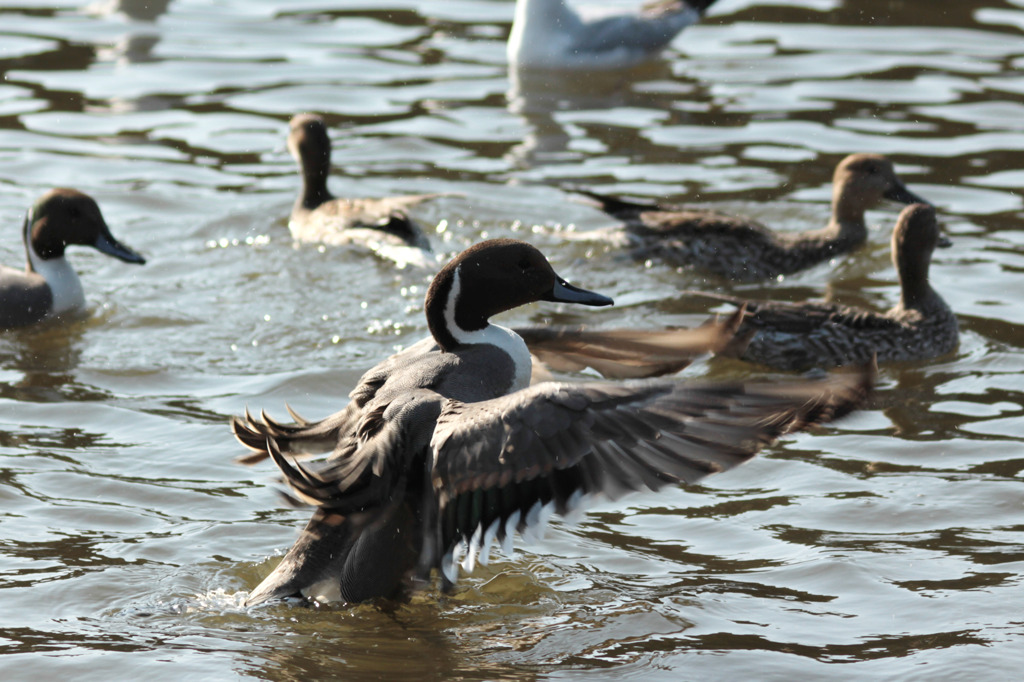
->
[
  {"left": 427, "top": 367, "right": 872, "bottom": 582},
  {"left": 231, "top": 337, "right": 440, "bottom": 464},
  {"left": 514, "top": 307, "right": 743, "bottom": 379},
  {"left": 265, "top": 389, "right": 444, "bottom": 511}
]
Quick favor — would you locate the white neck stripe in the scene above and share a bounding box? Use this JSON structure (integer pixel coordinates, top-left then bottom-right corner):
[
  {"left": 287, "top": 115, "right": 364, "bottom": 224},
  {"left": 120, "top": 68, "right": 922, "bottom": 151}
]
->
[{"left": 441, "top": 267, "right": 532, "bottom": 390}]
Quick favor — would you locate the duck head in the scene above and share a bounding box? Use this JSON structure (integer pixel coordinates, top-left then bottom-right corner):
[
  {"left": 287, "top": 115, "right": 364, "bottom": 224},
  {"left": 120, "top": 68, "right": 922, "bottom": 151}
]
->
[
  {"left": 424, "top": 239, "right": 613, "bottom": 351},
  {"left": 25, "top": 188, "right": 146, "bottom": 268},
  {"left": 832, "top": 153, "right": 929, "bottom": 223},
  {"left": 288, "top": 113, "right": 331, "bottom": 180}
]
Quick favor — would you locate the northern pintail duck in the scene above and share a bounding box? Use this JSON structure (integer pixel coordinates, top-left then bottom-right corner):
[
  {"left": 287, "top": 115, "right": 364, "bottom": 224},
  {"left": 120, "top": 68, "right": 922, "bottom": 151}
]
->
[
  {"left": 287, "top": 113, "right": 441, "bottom": 266},
  {"left": 0, "top": 189, "right": 146, "bottom": 330},
  {"left": 573, "top": 153, "right": 928, "bottom": 282},
  {"left": 704, "top": 203, "right": 956, "bottom": 371},
  {"left": 233, "top": 238, "right": 872, "bottom": 606},
  {"left": 508, "top": 0, "right": 719, "bottom": 70}
]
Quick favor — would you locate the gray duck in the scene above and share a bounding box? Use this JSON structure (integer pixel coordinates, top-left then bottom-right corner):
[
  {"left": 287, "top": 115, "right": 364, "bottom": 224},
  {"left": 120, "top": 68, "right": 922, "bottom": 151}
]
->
[{"left": 233, "top": 238, "right": 872, "bottom": 605}]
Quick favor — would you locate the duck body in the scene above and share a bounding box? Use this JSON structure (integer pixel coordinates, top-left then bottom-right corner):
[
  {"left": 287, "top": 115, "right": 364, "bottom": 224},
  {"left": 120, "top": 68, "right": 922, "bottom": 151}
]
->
[
  {"left": 1, "top": 188, "right": 146, "bottom": 330},
  {"left": 712, "top": 203, "right": 957, "bottom": 371},
  {"left": 287, "top": 113, "right": 438, "bottom": 266},
  {"left": 508, "top": 0, "right": 718, "bottom": 70},
  {"left": 234, "top": 239, "right": 872, "bottom": 606},
  {"left": 574, "top": 153, "right": 928, "bottom": 282}
]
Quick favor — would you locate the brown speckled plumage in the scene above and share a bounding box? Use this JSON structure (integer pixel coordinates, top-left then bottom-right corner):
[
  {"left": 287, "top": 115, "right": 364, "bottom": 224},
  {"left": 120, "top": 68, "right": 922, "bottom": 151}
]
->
[
  {"left": 711, "top": 204, "right": 957, "bottom": 371},
  {"left": 574, "top": 153, "right": 928, "bottom": 282}
]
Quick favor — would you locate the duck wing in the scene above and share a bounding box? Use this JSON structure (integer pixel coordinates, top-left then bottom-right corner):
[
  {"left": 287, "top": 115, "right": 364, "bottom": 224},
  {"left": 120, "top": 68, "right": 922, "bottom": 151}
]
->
[
  {"left": 514, "top": 307, "right": 744, "bottom": 379},
  {"left": 426, "top": 366, "right": 872, "bottom": 584},
  {"left": 232, "top": 337, "right": 442, "bottom": 464}
]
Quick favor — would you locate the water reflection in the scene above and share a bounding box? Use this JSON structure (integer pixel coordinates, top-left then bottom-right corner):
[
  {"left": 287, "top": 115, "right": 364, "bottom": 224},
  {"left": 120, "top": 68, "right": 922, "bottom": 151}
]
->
[
  {"left": 506, "top": 61, "right": 682, "bottom": 169},
  {"left": 86, "top": 0, "right": 172, "bottom": 23}
]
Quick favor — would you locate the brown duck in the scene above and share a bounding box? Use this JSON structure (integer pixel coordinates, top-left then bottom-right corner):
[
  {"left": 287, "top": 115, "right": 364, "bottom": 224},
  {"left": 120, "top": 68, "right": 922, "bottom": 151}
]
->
[
  {"left": 573, "top": 153, "right": 928, "bottom": 282},
  {"left": 703, "top": 203, "right": 957, "bottom": 371},
  {"left": 287, "top": 113, "right": 443, "bottom": 266}
]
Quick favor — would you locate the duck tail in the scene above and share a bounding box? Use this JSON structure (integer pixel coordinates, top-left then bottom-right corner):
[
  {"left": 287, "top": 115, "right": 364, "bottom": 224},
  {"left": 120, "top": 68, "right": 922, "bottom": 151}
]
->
[
  {"left": 567, "top": 186, "right": 662, "bottom": 218},
  {"left": 231, "top": 403, "right": 356, "bottom": 465}
]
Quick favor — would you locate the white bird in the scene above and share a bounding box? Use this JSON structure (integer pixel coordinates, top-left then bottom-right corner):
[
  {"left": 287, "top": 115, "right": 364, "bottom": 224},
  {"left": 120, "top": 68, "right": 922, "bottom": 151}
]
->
[{"left": 508, "top": 0, "right": 719, "bottom": 70}]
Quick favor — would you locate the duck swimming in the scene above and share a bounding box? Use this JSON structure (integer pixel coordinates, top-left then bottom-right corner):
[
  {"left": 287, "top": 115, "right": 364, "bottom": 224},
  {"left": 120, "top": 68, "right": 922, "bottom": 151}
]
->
[
  {"left": 0, "top": 188, "right": 146, "bottom": 330},
  {"left": 233, "top": 238, "right": 872, "bottom": 606},
  {"left": 287, "top": 113, "right": 442, "bottom": 267},
  {"left": 572, "top": 153, "right": 928, "bottom": 282},
  {"left": 703, "top": 203, "right": 956, "bottom": 371},
  {"left": 508, "top": 0, "right": 719, "bottom": 70}
]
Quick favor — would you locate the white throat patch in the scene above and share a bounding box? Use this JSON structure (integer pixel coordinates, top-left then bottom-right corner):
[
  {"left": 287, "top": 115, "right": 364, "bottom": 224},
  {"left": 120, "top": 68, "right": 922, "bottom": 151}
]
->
[
  {"left": 28, "top": 248, "right": 85, "bottom": 316},
  {"left": 443, "top": 268, "right": 532, "bottom": 390}
]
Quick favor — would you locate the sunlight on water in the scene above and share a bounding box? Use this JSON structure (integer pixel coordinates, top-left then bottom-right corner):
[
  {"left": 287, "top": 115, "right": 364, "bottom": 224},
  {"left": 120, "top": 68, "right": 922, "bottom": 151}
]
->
[{"left": 1, "top": 0, "right": 1024, "bottom": 679}]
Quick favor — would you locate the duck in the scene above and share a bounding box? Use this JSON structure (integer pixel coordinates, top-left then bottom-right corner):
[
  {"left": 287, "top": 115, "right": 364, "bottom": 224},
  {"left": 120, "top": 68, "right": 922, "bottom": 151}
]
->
[
  {"left": 508, "top": 0, "right": 720, "bottom": 70},
  {"left": 699, "top": 203, "right": 957, "bottom": 371},
  {"left": 286, "top": 113, "right": 443, "bottom": 267},
  {"left": 571, "top": 153, "right": 929, "bottom": 282},
  {"left": 233, "top": 238, "right": 872, "bottom": 606},
  {"left": 1, "top": 188, "right": 146, "bottom": 330}
]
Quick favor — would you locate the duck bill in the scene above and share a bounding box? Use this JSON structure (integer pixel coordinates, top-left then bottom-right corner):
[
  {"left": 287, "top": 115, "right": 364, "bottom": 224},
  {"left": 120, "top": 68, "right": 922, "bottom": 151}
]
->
[
  {"left": 94, "top": 228, "right": 147, "bottom": 265},
  {"left": 937, "top": 235, "right": 953, "bottom": 249},
  {"left": 884, "top": 181, "right": 928, "bottom": 206},
  {"left": 544, "top": 277, "right": 614, "bottom": 307}
]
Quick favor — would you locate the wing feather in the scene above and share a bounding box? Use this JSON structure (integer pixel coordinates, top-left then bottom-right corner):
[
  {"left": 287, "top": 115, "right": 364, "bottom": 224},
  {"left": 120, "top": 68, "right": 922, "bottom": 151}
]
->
[{"left": 428, "top": 367, "right": 872, "bottom": 580}]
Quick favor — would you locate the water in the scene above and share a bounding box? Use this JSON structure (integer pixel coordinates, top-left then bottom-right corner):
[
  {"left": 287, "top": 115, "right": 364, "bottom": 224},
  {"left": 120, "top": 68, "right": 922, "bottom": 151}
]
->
[{"left": 1, "top": 0, "right": 1023, "bottom": 678}]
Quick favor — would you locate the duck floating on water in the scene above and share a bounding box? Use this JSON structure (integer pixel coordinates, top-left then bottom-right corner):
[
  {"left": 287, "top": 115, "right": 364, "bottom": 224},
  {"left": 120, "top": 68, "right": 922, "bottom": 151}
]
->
[
  {"left": 572, "top": 153, "right": 928, "bottom": 282},
  {"left": 286, "top": 113, "right": 443, "bottom": 267},
  {"left": 699, "top": 203, "right": 956, "bottom": 371},
  {"left": 508, "top": 0, "right": 720, "bottom": 70},
  {"left": 0, "top": 188, "right": 146, "bottom": 330},
  {"left": 233, "top": 238, "right": 872, "bottom": 606}
]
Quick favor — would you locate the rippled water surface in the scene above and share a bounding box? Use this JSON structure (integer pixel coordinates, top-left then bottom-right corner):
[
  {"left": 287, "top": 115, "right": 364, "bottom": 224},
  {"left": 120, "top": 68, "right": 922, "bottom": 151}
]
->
[{"left": 2, "top": 0, "right": 1024, "bottom": 678}]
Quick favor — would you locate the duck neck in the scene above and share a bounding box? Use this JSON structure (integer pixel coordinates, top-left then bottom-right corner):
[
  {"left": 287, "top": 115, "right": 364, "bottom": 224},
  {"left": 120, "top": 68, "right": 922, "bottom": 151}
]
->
[
  {"left": 827, "top": 180, "right": 868, "bottom": 238},
  {"left": 28, "top": 249, "right": 85, "bottom": 316},
  {"left": 896, "top": 252, "right": 941, "bottom": 313},
  {"left": 427, "top": 268, "right": 490, "bottom": 351},
  {"left": 299, "top": 152, "right": 333, "bottom": 211},
  {"left": 512, "top": 0, "right": 576, "bottom": 37},
  {"left": 828, "top": 187, "right": 870, "bottom": 244},
  {"left": 24, "top": 215, "right": 85, "bottom": 315},
  {"left": 425, "top": 267, "right": 530, "bottom": 372}
]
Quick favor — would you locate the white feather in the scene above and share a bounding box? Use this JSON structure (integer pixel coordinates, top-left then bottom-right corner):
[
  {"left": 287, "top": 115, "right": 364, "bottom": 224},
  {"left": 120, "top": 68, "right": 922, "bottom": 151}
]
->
[
  {"left": 502, "top": 510, "right": 521, "bottom": 557},
  {"left": 28, "top": 253, "right": 85, "bottom": 316},
  {"left": 478, "top": 517, "right": 501, "bottom": 567},
  {"left": 461, "top": 523, "right": 484, "bottom": 573},
  {"left": 521, "top": 499, "right": 555, "bottom": 544}
]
